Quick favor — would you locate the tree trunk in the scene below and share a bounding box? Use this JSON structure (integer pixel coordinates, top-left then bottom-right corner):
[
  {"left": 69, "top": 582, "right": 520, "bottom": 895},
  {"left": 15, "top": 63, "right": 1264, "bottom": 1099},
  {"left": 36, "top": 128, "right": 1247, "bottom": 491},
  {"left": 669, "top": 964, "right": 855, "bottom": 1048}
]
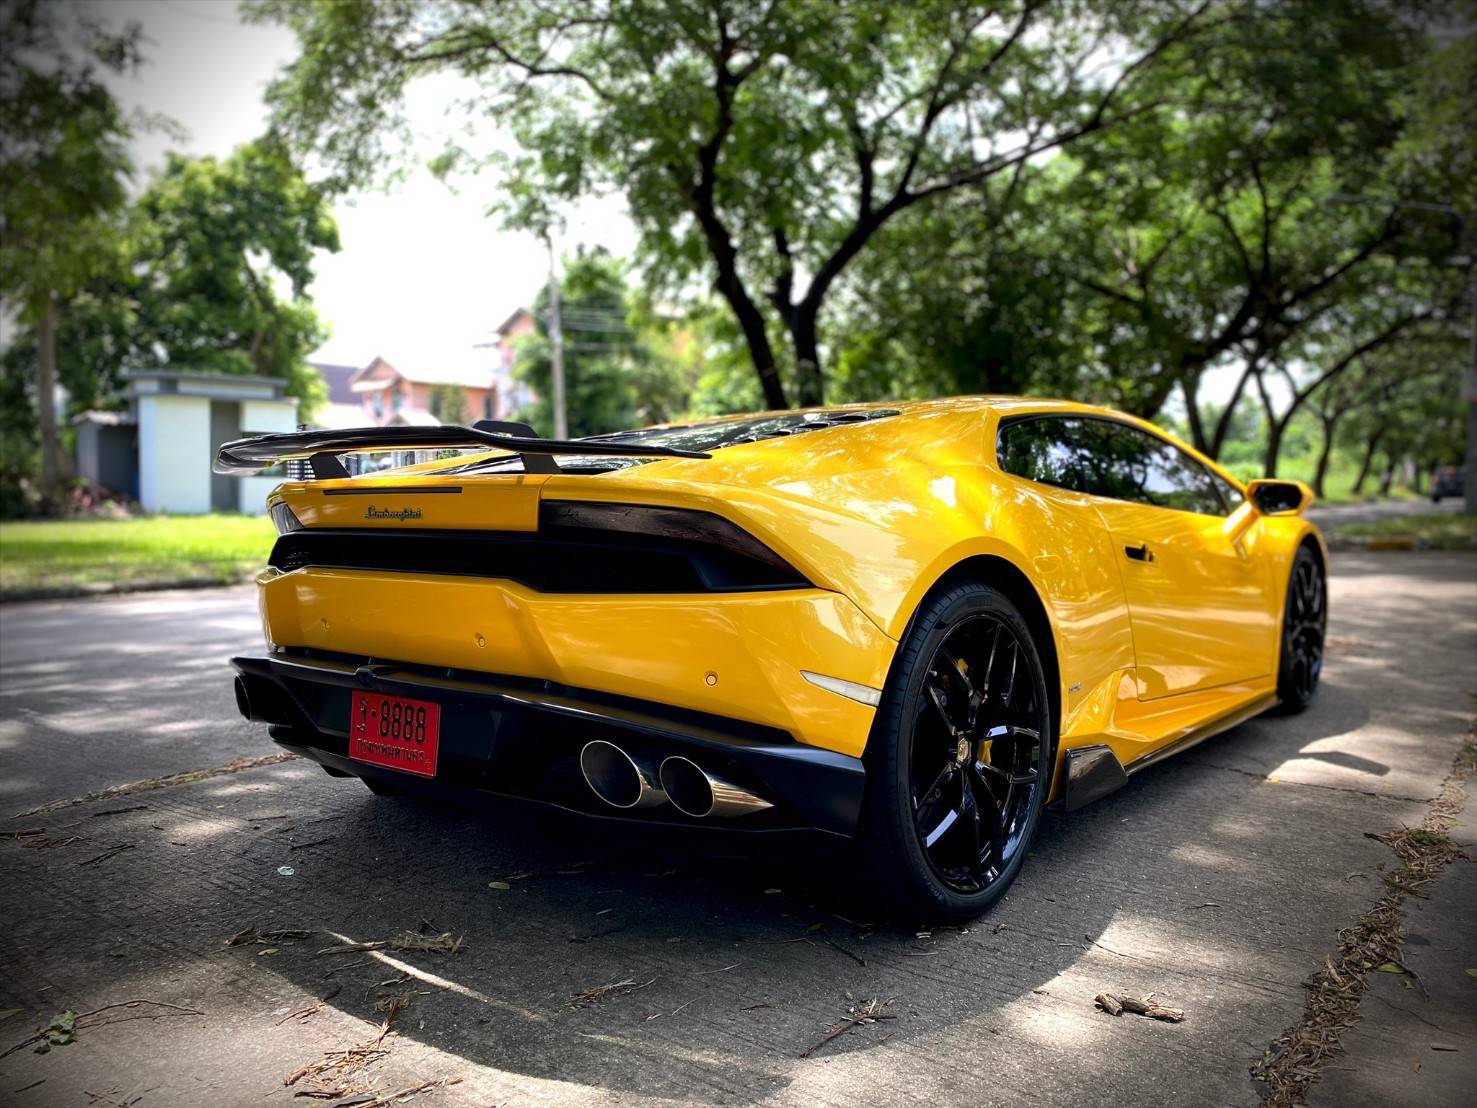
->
[
  {"left": 1312, "top": 412, "right": 1341, "bottom": 499},
  {"left": 791, "top": 304, "right": 824, "bottom": 408},
  {"left": 688, "top": 172, "right": 789, "bottom": 410},
  {"left": 1263, "top": 418, "right": 1285, "bottom": 479},
  {"left": 1253, "top": 367, "right": 1280, "bottom": 477},
  {"left": 715, "top": 267, "right": 787, "bottom": 410},
  {"left": 1181, "top": 377, "right": 1208, "bottom": 455},
  {"left": 36, "top": 294, "right": 69, "bottom": 503},
  {"left": 1352, "top": 429, "right": 1383, "bottom": 494},
  {"left": 1378, "top": 457, "right": 1394, "bottom": 497}
]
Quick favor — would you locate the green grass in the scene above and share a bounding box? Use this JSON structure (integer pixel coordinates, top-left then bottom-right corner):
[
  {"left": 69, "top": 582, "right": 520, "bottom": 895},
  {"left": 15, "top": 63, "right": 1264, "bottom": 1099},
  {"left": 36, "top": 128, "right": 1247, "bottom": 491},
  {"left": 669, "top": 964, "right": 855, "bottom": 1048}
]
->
[
  {"left": 1335, "top": 512, "right": 1477, "bottom": 549},
  {"left": 0, "top": 514, "right": 277, "bottom": 597}
]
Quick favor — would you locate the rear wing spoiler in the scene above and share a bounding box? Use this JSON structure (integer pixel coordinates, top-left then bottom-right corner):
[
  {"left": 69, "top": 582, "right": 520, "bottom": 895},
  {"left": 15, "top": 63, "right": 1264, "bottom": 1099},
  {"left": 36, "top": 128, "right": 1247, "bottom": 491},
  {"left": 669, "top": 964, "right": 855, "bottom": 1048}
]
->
[{"left": 213, "top": 421, "right": 710, "bottom": 478}]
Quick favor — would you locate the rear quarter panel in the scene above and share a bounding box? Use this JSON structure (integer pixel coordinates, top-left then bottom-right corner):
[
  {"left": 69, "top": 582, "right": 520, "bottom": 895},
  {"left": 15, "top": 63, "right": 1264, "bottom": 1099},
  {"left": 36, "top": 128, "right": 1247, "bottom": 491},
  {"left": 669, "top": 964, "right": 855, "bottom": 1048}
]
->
[{"left": 562, "top": 406, "right": 1139, "bottom": 752}]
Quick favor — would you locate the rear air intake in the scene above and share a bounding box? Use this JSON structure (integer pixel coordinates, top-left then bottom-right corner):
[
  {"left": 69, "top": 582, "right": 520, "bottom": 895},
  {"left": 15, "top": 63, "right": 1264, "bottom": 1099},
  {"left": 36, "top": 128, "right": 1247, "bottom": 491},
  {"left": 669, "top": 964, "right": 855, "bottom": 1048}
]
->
[{"left": 266, "top": 502, "right": 810, "bottom": 593}]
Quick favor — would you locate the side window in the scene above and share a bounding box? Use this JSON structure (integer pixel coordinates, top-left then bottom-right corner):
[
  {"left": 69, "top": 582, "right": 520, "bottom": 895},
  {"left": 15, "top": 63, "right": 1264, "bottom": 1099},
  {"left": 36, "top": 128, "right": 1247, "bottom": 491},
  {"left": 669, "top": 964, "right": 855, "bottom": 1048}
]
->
[
  {"left": 996, "top": 417, "right": 1099, "bottom": 495},
  {"left": 999, "top": 416, "right": 1229, "bottom": 516},
  {"left": 1209, "top": 470, "right": 1245, "bottom": 512},
  {"left": 1083, "top": 420, "right": 1228, "bottom": 516}
]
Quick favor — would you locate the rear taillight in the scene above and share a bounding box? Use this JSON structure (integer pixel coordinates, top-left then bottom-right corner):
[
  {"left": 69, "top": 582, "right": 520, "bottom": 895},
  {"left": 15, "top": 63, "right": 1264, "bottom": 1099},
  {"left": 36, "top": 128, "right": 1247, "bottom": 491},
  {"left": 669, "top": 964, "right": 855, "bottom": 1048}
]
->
[
  {"left": 269, "top": 500, "right": 304, "bottom": 535},
  {"left": 539, "top": 501, "right": 801, "bottom": 581}
]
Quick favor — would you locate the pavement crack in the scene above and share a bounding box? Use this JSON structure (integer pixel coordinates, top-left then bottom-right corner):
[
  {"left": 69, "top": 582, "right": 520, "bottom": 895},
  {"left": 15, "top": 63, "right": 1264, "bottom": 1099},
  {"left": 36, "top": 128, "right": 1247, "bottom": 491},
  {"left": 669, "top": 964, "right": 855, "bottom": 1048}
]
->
[
  {"left": 1188, "top": 759, "right": 1431, "bottom": 804},
  {"left": 1249, "top": 728, "right": 1475, "bottom": 1106},
  {"left": 10, "top": 753, "right": 299, "bottom": 819}
]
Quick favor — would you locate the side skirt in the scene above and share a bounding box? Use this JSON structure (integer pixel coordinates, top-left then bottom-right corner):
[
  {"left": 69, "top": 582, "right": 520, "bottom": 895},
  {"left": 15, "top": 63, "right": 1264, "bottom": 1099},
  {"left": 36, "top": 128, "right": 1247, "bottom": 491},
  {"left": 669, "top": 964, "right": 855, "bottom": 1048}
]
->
[{"left": 1059, "top": 691, "right": 1280, "bottom": 812}]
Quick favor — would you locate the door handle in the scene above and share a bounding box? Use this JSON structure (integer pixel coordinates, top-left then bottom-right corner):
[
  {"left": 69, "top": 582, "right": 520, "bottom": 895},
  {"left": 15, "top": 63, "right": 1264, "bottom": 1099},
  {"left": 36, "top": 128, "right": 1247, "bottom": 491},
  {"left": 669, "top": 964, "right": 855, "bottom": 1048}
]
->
[{"left": 1124, "top": 543, "right": 1154, "bottom": 563}]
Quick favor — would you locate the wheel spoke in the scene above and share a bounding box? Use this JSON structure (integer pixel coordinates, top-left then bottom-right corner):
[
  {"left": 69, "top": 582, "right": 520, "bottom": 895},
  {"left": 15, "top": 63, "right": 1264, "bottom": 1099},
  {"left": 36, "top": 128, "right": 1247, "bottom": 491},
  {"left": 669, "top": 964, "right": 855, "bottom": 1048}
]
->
[
  {"left": 913, "top": 764, "right": 954, "bottom": 840},
  {"left": 937, "top": 645, "right": 979, "bottom": 703},
  {"left": 985, "top": 621, "right": 1002, "bottom": 678},
  {"left": 921, "top": 806, "right": 958, "bottom": 848},
  {"left": 924, "top": 678, "right": 962, "bottom": 738},
  {"left": 997, "top": 640, "right": 1020, "bottom": 710},
  {"left": 958, "top": 775, "right": 985, "bottom": 884},
  {"left": 977, "top": 725, "right": 1041, "bottom": 787},
  {"left": 973, "top": 767, "right": 1007, "bottom": 872}
]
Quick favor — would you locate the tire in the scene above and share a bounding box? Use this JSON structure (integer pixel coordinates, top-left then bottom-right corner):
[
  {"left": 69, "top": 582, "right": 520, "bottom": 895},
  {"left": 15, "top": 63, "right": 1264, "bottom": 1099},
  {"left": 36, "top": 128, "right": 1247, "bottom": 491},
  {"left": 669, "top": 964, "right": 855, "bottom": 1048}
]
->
[
  {"left": 854, "top": 581, "right": 1054, "bottom": 922},
  {"left": 1275, "top": 545, "right": 1326, "bottom": 712}
]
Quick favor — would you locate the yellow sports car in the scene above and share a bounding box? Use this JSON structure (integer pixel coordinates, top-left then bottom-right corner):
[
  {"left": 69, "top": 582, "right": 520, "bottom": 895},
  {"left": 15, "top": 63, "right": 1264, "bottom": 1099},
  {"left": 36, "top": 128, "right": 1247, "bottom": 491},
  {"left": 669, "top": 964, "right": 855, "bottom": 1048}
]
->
[{"left": 220, "top": 398, "right": 1326, "bottom": 920}]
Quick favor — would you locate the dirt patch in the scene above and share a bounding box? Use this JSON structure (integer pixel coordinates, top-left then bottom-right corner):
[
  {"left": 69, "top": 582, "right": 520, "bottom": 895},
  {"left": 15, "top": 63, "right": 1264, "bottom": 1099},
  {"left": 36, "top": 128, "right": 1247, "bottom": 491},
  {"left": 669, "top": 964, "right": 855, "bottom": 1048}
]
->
[{"left": 1251, "top": 729, "right": 1475, "bottom": 1105}]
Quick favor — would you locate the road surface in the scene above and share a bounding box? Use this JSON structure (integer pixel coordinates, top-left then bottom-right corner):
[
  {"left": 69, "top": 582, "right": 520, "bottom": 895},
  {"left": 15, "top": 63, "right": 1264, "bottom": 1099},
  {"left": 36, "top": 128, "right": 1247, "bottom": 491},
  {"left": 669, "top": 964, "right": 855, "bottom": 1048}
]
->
[
  {"left": 1306, "top": 495, "right": 1464, "bottom": 531},
  {"left": 1, "top": 551, "right": 1473, "bottom": 1106}
]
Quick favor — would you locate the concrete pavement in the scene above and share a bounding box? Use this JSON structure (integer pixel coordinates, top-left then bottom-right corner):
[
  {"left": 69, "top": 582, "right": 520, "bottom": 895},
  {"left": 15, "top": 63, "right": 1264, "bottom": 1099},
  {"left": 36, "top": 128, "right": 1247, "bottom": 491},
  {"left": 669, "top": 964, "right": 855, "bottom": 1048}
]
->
[{"left": 0, "top": 552, "right": 1473, "bottom": 1106}]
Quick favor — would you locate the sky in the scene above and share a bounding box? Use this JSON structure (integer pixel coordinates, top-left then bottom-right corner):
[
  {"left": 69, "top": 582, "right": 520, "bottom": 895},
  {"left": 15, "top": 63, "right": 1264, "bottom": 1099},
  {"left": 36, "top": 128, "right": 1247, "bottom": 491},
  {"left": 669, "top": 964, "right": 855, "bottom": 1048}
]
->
[{"left": 106, "top": 0, "right": 636, "bottom": 376}]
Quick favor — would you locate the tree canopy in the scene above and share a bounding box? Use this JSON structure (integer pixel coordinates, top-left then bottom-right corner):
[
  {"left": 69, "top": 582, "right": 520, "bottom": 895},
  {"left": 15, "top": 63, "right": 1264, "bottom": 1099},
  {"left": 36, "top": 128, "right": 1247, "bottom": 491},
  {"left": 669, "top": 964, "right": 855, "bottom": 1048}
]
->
[{"left": 252, "top": 0, "right": 1233, "bottom": 408}]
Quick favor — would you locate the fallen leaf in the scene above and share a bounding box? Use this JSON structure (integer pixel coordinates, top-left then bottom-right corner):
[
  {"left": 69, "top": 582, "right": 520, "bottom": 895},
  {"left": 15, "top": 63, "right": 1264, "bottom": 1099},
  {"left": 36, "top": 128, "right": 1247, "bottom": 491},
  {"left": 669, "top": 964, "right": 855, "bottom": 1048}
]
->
[
  {"left": 1431, "top": 1042, "right": 1459, "bottom": 1052},
  {"left": 0, "top": 1008, "right": 21, "bottom": 1023},
  {"left": 1376, "top": 962, "right": 1405, "bottom": 974},
  {"left": 259, "top": 947, "right": 279, "bottom": 956},
  {"left": 1465, "top": 968, "right": 1477, "bottom": 978},
  {"left": 487, "top": 881, "right": 511, "bottom": 890}
]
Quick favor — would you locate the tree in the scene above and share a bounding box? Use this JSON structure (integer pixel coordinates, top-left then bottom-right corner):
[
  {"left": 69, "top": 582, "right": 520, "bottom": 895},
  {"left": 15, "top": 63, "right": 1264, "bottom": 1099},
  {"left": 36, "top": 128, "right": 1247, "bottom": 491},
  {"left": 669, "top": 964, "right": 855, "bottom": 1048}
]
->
[
  {"left": 428, "top": 384, "right": 470, "bottom": 424},
  {"left": 126, "top": 140, "right": 339, "bottom": 409},
  {"left": 11, "top": 140, "right": 339, "bottom": 417},
  {"left": 829, "top": 172, "right": 1092, "bottom": 403},
  {"left": 0, "top": 0, "right": 140, "bottom": 503},
  {"left": 252, "top": 0, "right": 1227, "bottom": 409},
  {"left": 513, "top": 249, "right": 686, "bottom": 436}
]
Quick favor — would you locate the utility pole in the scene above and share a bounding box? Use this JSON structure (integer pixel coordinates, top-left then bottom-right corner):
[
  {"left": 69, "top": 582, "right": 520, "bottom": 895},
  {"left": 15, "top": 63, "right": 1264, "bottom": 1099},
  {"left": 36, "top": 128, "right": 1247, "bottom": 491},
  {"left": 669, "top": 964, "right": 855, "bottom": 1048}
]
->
[{"left": 545, "top": 235, "right": 568, "bottom": 441}]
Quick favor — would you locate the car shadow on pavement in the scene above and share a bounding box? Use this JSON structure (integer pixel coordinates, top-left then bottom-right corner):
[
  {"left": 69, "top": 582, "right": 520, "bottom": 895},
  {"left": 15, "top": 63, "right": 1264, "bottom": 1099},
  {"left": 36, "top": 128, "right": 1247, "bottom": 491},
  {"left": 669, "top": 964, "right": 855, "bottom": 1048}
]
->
[{"left": 1, "top": 693, "right": 1394, "bottom": 1105}]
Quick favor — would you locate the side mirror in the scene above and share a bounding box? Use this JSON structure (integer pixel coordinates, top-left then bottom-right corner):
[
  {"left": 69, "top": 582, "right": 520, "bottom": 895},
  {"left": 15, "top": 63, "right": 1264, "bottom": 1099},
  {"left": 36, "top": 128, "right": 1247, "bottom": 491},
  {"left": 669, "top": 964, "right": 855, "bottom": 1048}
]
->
[{"left": 1246, "top": 478, "right": 1314, "bottom": 516}]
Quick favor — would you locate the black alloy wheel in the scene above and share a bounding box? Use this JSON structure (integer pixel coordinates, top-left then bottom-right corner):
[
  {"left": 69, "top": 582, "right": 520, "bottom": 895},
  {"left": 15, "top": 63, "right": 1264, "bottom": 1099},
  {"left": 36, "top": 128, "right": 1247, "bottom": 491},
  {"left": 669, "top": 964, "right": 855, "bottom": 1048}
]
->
[
  {"left": 1276, "top": 546, "right": 1326, "bottom": 711},
  {"left": 858, "top": 582, "right": 1053, "bottom": 920}
]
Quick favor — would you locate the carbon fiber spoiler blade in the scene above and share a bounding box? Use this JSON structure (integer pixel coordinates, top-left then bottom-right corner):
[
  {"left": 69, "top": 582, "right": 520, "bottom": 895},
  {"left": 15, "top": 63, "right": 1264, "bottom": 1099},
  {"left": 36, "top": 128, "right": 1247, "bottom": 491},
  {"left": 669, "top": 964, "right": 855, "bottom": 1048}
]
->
[{"left": 213, "top": 423, "right": 710, "bottom": 476}]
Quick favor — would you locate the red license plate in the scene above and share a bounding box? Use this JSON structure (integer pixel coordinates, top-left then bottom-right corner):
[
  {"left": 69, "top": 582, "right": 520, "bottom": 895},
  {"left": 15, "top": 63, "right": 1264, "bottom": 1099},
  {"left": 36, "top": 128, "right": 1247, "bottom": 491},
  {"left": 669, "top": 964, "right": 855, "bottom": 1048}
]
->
[{"left": 348, "top": 691, "right": 441, "bottom": 778}]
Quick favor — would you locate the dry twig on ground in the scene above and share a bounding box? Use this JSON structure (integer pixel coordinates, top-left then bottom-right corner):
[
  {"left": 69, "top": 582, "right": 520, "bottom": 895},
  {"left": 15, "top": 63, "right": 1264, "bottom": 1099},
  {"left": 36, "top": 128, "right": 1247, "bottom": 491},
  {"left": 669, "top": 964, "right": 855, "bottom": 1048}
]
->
[
  {"left": 1094, "top": 992, "right": 1185, "bottom": 1022},
  {"left": 1, "top": 999, "right": 203, "bottom": 1060},
  {"left": 570, "top": 977, "right": 657, "bottom": 1008},
  {"left": 800, "top": 997, "right": 896, "bottom": 1058}
]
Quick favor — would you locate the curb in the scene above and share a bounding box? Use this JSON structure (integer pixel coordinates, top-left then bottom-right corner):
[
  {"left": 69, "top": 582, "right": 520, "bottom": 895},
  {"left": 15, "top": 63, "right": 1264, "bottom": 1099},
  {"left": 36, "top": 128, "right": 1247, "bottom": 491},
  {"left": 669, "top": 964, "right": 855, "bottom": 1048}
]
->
[
  {"left": 1325, "top": 536, "right": 1476, "bottom": 553},
  {"left": 0, "top": 575, "right": 254, "bottom": 605}
]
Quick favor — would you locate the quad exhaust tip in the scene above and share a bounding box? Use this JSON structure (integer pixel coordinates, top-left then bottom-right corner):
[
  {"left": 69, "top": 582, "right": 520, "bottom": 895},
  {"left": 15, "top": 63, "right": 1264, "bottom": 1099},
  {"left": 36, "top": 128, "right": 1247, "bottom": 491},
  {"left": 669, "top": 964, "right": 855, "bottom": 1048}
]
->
[
  {"left": 658, "top": 755, "right": 773, "bottom": 819},
  {"left": 233, "top": 675, "right": 252, "bottom": 720},
  {"left": 579, "top": 740, "right": 667, "bottom": 810},
  {"left": 578, "top": 741, "right": 774, "bottom": 819}
]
